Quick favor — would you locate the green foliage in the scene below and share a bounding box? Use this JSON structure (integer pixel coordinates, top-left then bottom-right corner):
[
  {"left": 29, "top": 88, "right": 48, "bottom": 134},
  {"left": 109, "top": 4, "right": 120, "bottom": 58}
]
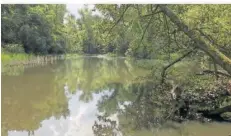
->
[
  {"left": 1, "top": 52, "right": 32, "bottom": 64},
  {"left": 2, "top": 44, "right": 25, "bottom": 53},
  {"left": 1, "top": 4, "right": 67, "bottom": 54},
  {"left": 2, "top": 4, "right": 231, "bottom": 66}
]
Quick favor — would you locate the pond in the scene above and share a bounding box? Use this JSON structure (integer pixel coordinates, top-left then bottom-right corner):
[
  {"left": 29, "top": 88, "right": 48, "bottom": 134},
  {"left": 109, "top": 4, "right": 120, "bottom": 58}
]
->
[{"left": 2, "top": 56, "right": 231, "bottom": 136}]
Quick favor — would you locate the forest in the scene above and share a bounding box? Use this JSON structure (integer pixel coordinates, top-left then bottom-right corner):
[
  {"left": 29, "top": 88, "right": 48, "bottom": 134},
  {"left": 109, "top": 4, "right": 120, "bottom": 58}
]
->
[
  {"left": 2, "top": 4, "right": 231, "bottom": 71},
  {"left": 1, "top": 4, "right": 231, "bottom": 135}
]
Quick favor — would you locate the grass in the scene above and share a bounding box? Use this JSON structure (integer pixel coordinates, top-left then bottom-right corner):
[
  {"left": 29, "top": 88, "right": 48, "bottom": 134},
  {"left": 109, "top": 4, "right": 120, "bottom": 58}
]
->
[
  {"left": 64, "top": 53, "right": 82, "bottom": 59},
  {"left": 1, "top": 52, "right": 34, "bottom": 64},
  {"left": 105, "top": 52, "right": 118, "bottom": 57}
]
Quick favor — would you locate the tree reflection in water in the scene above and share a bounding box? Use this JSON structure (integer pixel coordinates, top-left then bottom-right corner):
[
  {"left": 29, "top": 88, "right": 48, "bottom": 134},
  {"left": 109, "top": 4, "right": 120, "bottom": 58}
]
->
[
  {"left": 92, "top": 79, "right": 231, "bottom": 136},
  {"left": 92, "top": 81, "right": 174, "bottom": 136},
  {"left": 2, "top": 56, "right": 230, "bottom": 136}
]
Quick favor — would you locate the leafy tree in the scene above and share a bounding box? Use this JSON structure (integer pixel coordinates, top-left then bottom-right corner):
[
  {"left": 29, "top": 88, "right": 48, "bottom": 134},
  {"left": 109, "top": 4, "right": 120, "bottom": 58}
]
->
[{"left": 2, "top": 4, "right": 67, "bottom": 54}]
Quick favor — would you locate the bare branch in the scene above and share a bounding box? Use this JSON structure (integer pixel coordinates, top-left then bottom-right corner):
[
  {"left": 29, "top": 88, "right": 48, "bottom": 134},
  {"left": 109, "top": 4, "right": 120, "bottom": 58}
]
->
[
  {"left": 138, "top": 15, "right": 153, "bottom": 46},
  {"left": 161, "top": 49, "right": 195, "bottom": 84}
]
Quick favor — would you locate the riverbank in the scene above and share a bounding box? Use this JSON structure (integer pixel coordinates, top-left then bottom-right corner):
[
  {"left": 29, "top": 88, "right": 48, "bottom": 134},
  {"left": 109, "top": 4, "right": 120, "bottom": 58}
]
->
[
  {"left": 1, "top": 53, "right": 125, "bottom": 66},
  {"left": 2, "top": 53, "right": 65, "bottom": 66},
  {"left": 1, "top": 53, "right": 66, "bottom": 76},
  {"left": 1, "top": 53, "right": 32, "bottom": 64}
]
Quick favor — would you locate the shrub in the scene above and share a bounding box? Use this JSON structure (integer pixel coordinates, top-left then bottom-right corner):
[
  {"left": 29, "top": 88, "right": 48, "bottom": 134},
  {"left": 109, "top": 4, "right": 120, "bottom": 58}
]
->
[{"left": 2, "top": 44, "right": 25, "bottom": 53}]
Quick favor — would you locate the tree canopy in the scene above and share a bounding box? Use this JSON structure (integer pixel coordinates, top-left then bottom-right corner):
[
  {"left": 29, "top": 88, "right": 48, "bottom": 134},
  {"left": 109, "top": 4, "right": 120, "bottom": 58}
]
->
[{"left": 2, "top": 4, "right": 231, "bottom": 79}]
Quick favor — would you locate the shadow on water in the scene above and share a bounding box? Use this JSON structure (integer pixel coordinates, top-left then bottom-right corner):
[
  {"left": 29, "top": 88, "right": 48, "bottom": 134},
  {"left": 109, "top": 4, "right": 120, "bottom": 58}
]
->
[{"left": 2, "top": 56, "right": 231, "bottom": 136}]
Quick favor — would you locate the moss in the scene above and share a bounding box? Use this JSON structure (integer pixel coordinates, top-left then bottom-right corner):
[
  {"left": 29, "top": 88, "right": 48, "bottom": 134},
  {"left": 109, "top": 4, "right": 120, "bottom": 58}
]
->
[{"left": 206, "top": 41, "right": 231, "bottom": 64}]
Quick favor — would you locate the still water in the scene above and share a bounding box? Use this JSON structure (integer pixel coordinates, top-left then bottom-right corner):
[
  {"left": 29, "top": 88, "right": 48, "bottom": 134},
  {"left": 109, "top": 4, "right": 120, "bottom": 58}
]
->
[{"left": 2, "top": 56, "right": 231, "bottom": 136}]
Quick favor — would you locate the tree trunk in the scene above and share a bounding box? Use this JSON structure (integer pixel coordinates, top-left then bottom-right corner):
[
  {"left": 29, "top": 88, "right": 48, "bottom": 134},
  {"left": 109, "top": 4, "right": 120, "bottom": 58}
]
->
[{"left": 158, "top": 5, "right": 231, "bottom": 75}]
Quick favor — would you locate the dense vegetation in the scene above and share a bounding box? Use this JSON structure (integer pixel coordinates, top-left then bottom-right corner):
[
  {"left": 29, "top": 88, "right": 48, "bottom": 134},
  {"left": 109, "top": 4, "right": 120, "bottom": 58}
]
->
[
  {"left": 2, "top": 5, "right": 231, "bottom": 71},
  {"left": 2, "top": 4, "right": 231, "bottom": 135}
]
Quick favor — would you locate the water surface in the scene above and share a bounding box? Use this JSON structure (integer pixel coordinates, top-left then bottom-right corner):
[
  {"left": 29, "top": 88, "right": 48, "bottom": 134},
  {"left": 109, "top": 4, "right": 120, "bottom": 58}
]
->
[{"left": 2, "top": 56, "right": 231, "bottom": 136}]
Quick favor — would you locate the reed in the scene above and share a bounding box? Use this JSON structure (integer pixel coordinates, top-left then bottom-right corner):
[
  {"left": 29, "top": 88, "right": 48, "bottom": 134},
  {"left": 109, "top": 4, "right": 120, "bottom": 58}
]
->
[{"left": 2, "top": 53, "right": 64, "bottom": 67}]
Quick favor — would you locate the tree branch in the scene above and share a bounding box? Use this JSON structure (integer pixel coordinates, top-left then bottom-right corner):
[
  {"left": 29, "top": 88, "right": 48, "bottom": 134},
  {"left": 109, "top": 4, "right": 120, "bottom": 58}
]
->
[
  {"left": 105, "top": 5, "right": 130, "bottom": 35},
  {"left": 161, "top": 49, "right": 195, "bottom": 84},
  {"left": 141, "top": 5, "right": 161, "bottom": 18},
  {"left": 163, "top": 13, "right": 172, "bottom": 61},
  {"left": 137, "top": 5, "right": 159, "bottom": 50},
  {"left": 196, "top": 70, "right": 231, "bottom": 78},
  {"left": 213, "top": 60, "right": 219, "bottom": 80},
  {"left": 138, "top": 14, "right": 154, "bottom": 47},
  {"left": 158, "top": 5, "right": 231, "bottom": 75},
  {"left": 141, "top": 11, "right": 162, "bottom": 18}
]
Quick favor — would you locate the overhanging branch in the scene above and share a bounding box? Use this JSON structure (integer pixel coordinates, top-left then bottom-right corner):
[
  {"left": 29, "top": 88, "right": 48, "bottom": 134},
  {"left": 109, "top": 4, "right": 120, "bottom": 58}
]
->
[
  {"left": 137, "top": 6, "right": 160, "bottom": 48},
  {"left": 161, "top": 49, "right": 195, "bottom": 84},
  {"left": 138, "top": 14, "right": 154, "bottom": 47},
  {"left": 105, "top": 5, "right": 130, "bottom": 35},
  {"left": 158, "top": 5, "right": 231, "bottom": 75},
  {"left": 141, "top": 5, "right": 161, "bottom": 18}
]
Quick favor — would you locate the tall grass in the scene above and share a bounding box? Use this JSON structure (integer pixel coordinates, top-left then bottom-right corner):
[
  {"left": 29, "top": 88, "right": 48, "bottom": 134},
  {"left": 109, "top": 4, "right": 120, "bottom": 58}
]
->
[
  {"left": 1, "top": 52, "right": 34, "bottom": 64},
  {"left": 65, "top": 53, "right": 82, "bottom": 59},
  {"left": 1, "top": 52, "right": 64, "bottom": 76}
]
